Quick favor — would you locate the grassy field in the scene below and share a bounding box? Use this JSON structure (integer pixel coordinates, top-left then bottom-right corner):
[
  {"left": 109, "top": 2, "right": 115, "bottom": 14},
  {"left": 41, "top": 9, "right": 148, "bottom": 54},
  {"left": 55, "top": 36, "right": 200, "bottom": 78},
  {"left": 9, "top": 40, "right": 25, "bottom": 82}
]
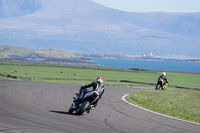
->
[
  {"left": 0, "top": 61, "right": 200, "bottom": 123},
  {"left": 0, "top": 62, "right": 200, "bottom": 89}
]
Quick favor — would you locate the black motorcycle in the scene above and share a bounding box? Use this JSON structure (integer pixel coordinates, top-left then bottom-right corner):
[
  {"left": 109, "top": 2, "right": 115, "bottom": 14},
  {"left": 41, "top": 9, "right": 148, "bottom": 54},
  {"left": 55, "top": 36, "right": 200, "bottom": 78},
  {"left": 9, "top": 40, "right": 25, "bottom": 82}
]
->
[
  {"left": 68, "top": 91, "right": 100, "bottom": 115},
  {"left": 155, "top": 78, "right": 168, "bottom": 90}
]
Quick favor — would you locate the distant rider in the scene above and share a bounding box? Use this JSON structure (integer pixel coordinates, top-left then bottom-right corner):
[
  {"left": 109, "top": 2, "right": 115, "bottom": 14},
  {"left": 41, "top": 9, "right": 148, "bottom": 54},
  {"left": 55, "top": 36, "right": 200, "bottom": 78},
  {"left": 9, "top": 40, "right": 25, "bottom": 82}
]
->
[
  {"left": 74, "top": 77, "right": 105, "bottom": 111},
  {"left": 156, "top": 72, "right": 169, "bottom": 90}
]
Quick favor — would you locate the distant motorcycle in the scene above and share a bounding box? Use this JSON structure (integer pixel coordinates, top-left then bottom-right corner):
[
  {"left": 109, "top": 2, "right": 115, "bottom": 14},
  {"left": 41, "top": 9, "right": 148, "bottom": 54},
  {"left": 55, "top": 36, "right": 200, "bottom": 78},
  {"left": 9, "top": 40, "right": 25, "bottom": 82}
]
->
[
  {"left": 68, "top": 91, "right": 100, "bottom": 115},
  {"left": 155, "top": 78, "right": 168, "bottom": 90}
]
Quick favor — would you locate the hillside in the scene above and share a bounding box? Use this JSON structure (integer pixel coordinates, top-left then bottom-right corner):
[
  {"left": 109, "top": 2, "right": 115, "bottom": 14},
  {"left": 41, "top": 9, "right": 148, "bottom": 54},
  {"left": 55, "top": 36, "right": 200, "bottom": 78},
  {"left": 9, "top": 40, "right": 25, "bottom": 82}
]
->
[
  {"left": 0, "top": 45, "right": 77, "bottom": 58},
  {"left": 0, "top": 45, "right": 37, "bottom": 57},
  {"left": 0, "top": 45, "right": 95, "bottom": 65},
  {"left": 0, "top": 0, "right": 200, "bottom": 57}
]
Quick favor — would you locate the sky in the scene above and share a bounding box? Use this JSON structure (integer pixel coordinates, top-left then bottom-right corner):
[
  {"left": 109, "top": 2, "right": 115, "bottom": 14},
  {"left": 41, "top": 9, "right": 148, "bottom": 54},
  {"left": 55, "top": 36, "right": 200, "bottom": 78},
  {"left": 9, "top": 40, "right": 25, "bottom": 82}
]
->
[{"left": 92, "top": 0, "right": 200, "bottom": 13}]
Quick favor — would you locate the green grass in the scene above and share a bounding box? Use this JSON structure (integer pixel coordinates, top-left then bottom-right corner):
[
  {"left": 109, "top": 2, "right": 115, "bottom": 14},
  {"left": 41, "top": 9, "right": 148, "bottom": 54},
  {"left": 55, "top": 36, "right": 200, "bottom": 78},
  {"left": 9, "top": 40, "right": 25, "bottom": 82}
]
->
[
  {"left": 0, "top": 61, "right": 200, "bottom": 123},
  {"left": 0, "top": 61, "right": 200, "bottom": 89},
  {"left": 126, "top": 90, "right": 200, "bottom": 123}
]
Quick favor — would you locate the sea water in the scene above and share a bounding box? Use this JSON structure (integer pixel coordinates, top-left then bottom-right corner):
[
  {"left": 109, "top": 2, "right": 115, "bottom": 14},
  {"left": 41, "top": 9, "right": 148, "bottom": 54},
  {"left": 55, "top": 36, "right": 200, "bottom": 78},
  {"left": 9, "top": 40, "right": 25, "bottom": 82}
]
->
[{"left": 92, "top": 58, "right": 200, "bottom": 73}]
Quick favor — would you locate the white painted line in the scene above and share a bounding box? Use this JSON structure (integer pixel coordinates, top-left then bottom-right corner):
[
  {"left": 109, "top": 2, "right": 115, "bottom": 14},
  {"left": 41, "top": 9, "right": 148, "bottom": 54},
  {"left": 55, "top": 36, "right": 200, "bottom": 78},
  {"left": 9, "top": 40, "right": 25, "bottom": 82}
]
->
[{"left": 122, "top": 94, "right": 200, "bottom": 126}]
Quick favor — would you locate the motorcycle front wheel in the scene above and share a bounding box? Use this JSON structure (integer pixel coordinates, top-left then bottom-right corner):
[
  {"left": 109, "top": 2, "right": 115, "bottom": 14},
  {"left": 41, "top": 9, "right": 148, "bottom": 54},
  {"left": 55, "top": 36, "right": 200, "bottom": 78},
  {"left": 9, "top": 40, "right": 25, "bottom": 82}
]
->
[
  {"left": 156, "top": 84, "right": 162, "bottom": 90},
  {"left": 68, "top": 105, "right": 75, "bottom": 113}
]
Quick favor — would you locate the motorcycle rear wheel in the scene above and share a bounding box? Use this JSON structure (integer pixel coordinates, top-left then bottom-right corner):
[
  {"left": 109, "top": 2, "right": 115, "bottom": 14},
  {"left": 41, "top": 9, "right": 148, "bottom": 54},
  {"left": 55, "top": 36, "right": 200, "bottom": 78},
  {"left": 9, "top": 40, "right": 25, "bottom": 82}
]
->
[{"left": 76, "top": 101, "right": 90, "bottom": 115}]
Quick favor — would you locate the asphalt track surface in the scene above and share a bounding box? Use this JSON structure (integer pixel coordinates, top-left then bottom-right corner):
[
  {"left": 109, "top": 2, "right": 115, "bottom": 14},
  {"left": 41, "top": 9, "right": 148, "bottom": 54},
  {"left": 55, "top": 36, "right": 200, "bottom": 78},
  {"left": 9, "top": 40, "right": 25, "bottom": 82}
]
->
[{"left": 0, "top": 79, "right": 199, "bottom": 133}]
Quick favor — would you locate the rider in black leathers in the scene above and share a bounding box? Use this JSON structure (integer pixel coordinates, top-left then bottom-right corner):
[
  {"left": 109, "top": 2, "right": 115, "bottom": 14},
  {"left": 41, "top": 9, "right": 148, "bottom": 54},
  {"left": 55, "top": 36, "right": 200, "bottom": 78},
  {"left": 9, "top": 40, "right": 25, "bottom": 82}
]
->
[
  {"left": 75, "top": 77, "right": 104, "bottom": 109},
  {"left": 156, "top": 72, "right": 169, "bottom": 90}
]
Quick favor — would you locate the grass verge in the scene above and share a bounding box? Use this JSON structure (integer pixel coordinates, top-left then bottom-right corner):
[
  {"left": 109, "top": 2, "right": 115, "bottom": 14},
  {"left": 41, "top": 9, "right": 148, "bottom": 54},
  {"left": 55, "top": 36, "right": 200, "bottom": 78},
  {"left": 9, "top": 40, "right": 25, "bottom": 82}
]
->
[{"left": 126, "top": 89, "right": 200, "bottom": 123}]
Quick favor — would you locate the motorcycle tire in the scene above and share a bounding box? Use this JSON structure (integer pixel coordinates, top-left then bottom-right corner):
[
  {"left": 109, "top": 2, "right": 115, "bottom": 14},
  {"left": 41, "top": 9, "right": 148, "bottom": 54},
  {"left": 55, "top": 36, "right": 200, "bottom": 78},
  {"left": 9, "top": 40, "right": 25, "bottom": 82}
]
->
[
  {"left": 68, "top": 105, "right": 75, "bottom": 113},
  {"left": 156, "top": 84, "right": 161, "bottom": 90},
  {"left": 76, "top": 101, "right": 90, "bottom": 115}
]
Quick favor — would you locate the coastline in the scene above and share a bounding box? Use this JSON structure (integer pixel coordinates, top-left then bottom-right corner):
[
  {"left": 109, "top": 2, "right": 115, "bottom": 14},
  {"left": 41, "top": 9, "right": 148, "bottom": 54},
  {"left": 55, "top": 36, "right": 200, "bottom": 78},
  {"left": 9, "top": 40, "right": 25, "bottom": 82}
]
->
[{"left": 91, "top": 58, "right": 200, "bottom": 74}]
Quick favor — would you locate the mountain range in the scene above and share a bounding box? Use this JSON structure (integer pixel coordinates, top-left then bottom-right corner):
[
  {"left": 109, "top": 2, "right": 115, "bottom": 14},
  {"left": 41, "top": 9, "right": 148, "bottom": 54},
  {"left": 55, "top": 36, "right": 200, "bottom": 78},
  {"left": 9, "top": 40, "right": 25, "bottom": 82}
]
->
[{"left": 0, "top": 0, "right": 200, "bottom": 58}]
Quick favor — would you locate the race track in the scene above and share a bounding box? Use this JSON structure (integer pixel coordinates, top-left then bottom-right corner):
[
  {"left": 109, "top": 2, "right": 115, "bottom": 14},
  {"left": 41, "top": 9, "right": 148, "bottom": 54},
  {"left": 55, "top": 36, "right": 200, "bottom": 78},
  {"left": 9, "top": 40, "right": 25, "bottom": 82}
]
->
[{"left": 0, "top": 79, "right": 199, "bottom": 133}]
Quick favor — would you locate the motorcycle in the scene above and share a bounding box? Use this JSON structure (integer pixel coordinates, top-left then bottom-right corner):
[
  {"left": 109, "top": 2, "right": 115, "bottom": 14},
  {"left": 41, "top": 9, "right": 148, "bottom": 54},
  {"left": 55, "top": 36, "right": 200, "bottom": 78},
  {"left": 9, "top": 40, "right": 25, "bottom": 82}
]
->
[
  {"left": 68, "top": 91, "right": 100, "bottom": 115},
  {"left": 155, "top": 78, "right": 168, "bottom": 90}
]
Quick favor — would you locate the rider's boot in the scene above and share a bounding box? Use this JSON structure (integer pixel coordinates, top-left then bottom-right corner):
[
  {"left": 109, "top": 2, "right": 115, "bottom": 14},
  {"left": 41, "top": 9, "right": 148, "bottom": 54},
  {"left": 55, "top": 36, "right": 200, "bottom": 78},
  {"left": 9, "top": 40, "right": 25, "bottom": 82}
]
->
[
  {"left": 91, "top": 105, "right": 95, "bottom": 109},
  {"left": 86, "top": 105, "right": 94, "bottom": 113}
]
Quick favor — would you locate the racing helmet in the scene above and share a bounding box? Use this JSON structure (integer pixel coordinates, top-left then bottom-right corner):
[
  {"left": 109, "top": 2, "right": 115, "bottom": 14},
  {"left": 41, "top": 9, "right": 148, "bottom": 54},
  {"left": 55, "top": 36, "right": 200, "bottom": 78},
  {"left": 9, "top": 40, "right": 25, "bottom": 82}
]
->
[
  {"left": 162, "top": 72, "right": 166, "bottom": 76},
  {"left": 96, "top": 77, "right": 103, "bottom": 83}
]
